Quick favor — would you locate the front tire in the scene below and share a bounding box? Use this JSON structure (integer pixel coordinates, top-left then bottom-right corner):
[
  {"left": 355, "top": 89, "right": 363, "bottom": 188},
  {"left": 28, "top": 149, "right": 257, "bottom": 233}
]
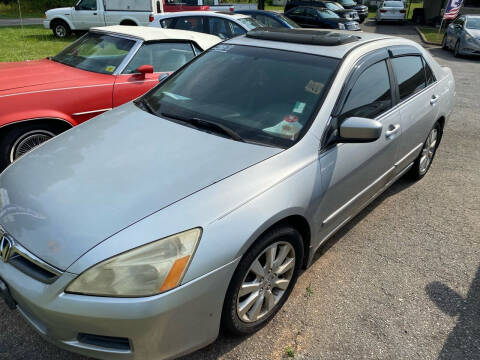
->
[
  {"left": 454, "top": 40, "right": 461, "bottom": 57},
  {"left": 408, "top": 122, "right": 441, "bottom": 181},
  {"left": 52, "top": 20, "right": 71, "bottom": 38},
  {"left": 442, "top": 35, "right": 448, "bottom": 50},
  {"left": 222, "top": 226, "right": 304, "bottom": 335},
  {"left": 0, "top": 123, "right": 63, "bottom": 171}
]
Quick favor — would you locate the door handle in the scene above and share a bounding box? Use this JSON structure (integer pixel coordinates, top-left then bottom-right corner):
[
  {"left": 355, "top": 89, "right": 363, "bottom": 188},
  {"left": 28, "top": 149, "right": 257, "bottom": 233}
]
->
[
  {"left": 385, "top": 124, "right": 400, "bottom": 138},
  {"left": 430, "top": 94, "right": 440, "bottom": 105},
  {"left": 93, "top": 12, "right": 97, "bottom": 15}
]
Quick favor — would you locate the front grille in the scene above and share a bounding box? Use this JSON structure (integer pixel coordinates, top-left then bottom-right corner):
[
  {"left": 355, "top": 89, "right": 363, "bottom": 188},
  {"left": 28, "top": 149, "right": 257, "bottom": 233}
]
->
[{"left": 77, "top": 333, "right": 131, "bottom": 351}]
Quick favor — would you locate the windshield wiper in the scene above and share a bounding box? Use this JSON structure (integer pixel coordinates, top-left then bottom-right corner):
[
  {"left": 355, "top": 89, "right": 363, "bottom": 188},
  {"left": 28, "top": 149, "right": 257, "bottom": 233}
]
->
[
  {"left": 161, "top": 112, "right": 245, "bottom": 142},
  {"left": 136, "top": 98, "right": 156, "bottom": 115}
]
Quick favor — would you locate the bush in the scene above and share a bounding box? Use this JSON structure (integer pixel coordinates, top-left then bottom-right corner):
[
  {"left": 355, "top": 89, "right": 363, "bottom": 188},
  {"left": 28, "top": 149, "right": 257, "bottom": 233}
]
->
[{"left": 1, "top": 0, "right": 75, "bottom": 12}]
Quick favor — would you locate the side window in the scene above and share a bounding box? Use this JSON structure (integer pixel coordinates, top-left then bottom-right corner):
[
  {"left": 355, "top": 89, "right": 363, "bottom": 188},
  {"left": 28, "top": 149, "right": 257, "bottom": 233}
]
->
[
  {"left": 261, "top": 15, "right": 284, "bottom": 28},
  {"left": 173, "top": 17, "right": 206, "bottom": 33},
  {"left": 123, "top": 42, "right": 195, "bottom": 74},
  {"left": 160, "top": 18, "right": 176, "bottom": 28},
  {"left": 422, "top": 57, "right": 436, "bottom": 86},
  {"left": 339, "top": 60, "right": 392, "bottom": 120},
  {"left": 76, "top": 0, "right": 97, "bottom": 10},
  {"left": 304, "top": 8, "right": 318, "bottom": 18},
  {"left": 391, "top": 56, "right": 426, "bottom": 101},
  {"left": 208, "top": 17, "right": 231, "bottom": 39},
  {"left": 228, "top": 21, "right": 246, "bottom": 37},
  {"left": 193, "top": 43, "right": 203, "bottom": 55},
  {"left": 290, "top": 7, "right": 305, "bottom": 16}
]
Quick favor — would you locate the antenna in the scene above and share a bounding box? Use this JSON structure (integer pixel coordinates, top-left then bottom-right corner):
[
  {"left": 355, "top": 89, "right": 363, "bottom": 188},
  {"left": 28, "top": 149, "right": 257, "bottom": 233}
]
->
[{"left": 16, "top": 0, "right": 26, "bottom": 61}]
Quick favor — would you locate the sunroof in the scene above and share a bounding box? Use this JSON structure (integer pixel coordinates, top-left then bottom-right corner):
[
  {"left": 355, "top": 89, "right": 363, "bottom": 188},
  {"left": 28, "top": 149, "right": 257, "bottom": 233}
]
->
[{"left": 246, "top": 28, "right": 360, "bottom": 46}]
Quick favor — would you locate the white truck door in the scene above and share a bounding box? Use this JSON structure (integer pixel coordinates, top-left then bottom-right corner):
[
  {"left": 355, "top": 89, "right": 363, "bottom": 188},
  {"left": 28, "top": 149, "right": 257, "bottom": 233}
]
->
[{"left": 72, "top": 0, "right": 105, "bottom": 29}]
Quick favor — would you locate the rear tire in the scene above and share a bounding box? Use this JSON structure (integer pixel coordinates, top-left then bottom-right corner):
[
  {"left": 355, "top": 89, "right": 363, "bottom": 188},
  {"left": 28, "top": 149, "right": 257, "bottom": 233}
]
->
[
  {"left": 221, "top": 226, "right": 304, "bottom": 336},
  {"left": 51, "top": 20, "right": 71, "bottom": 38},
  {"left": 408, "top": 121, "right": 441, "bottom": 181},
  {"left": 0, "top": 122, "right": 65, "bottom": 171}
]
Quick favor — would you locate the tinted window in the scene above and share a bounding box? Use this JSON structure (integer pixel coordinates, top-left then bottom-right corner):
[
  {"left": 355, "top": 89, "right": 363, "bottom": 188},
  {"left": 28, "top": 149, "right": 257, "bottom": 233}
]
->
[
  {"left": 173, "top": 16, "right": 207, "bottom": 33},
  {"left": 255, "top": 14, "right": 283, "bottom": 28},
  {"left": 208, "top": 17, "right": 231, "bottom": 39},
  {"left": 160, "top": 18, "right": 176, "bottom": 28},
  {"left": 143, "top": 45, "right": 339, "bottom": 148},
  {"left": 391, "top": 56, "right": 426, "bottom": 101},
  {"left": 384, "top": 1, "right": 403, "bottom": 7},
  {"left": 305, "top": 8, "right": 318, "bottom": 18},
  {"left": 229, "top": 21, "right": 247, "bottom": 36},
  {"left": 339, "top": 60, "right": 392, "bottom": 120},
  {"left": 423, "top": 58, "right": 436, "bottom": 86},
  {"left": 290, "top": 7, "right": 305, "bottom": 16},
  {"left": 76, "top": 0, "right": 97, "bottom": 10},
  {"left": 123, "top": 42, "right": 195, "bottom": 74},
  {"left": 317, "top": 8, "right": 340, "bottom": 18}
]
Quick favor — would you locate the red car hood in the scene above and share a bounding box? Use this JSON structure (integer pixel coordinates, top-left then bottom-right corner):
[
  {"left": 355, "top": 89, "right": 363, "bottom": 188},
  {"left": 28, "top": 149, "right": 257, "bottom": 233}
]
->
[{"left": 0, "top": 59, "right": 101, "bottom": 92}]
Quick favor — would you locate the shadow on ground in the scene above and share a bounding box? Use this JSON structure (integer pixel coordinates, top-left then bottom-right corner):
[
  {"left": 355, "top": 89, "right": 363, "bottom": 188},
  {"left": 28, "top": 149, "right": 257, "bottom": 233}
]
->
[{"left": 426, "top": 266, "right": 480, "bottom": 359}]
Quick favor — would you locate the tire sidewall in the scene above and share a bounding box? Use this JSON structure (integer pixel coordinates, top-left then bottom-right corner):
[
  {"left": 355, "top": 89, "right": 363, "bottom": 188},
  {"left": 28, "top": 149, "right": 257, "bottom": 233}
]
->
[
  {"left": 410, "top": 122, "right": 441, "bottom": 181},
  {"left": 222, "top": 226, "right": 304, "bottom": 335},
  {"left": 53, "top": 21, "right": 70, "bottom": 38}
]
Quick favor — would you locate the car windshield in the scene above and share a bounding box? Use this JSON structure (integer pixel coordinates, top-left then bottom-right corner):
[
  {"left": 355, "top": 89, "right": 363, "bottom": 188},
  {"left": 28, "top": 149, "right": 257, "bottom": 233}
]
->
[
  {"left": 466, "top": 17, "right": 480, "bottom": 29},
  {"left": 276, "top": 13, "right": 301, "bottom": 27},
  {"left": 52, "top": 33, "right": 135, "bottom": 74},
  {"left": 318, "top": 9, "right": 340, "bottom": 18},
  {"left": 141, "top": 44, "right": 339, "bottom": 148},
  {"left": 325, "top": 2, "right": 343, "bottom": 11},
  {"left": 237, "top": 17, "right": 264, "bottom": 30},
  {"left": 384, "top": 1, "right": 403, "bottom": 7},
  {"left": 340, "top": 0, "right": 356, "bottom": 6}
]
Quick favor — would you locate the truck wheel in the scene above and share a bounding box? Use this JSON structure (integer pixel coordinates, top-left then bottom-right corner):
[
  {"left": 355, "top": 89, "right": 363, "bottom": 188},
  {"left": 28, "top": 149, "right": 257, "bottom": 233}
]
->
[
  {"left": 52, "top": 20, "right": 71, "bottom": 38},
  {"left": 0, "top": 123, "right": 64, "bottom": 171}
]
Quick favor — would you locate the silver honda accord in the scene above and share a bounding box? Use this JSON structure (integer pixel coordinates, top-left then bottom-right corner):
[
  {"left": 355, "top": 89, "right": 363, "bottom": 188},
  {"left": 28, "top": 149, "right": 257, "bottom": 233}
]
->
[{"left": 0, "top": 29, "right": 455, "bottom": 360}]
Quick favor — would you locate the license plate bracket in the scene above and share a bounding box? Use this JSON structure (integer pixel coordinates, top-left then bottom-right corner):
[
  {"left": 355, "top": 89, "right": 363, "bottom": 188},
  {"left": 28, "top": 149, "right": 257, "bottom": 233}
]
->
[{"left": 0, "top": 278, "right": 16, "bottom": 310}]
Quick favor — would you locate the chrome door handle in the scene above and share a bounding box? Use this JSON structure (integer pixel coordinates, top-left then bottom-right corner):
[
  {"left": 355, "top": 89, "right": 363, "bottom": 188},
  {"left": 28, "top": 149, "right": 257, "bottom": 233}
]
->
[
  {"left": 385, "top": 124, "right": 400, "bottom": 138},
  {"left": 430, "top": 94, "right": 440, "bottom": 105}
]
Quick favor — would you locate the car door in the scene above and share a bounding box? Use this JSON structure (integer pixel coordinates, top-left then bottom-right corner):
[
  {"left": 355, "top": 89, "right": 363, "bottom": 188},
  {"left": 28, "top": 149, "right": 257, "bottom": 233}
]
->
[
  {"left": 448, "top": 16, "right": 465, "bottom": 47},
  {"left": 73, "top": 0, "right": 104, "bottom": 29},
  {"left": 317, "top": 50, "right": 402, "bottom": 239},
  {"left": 113, "top": 42, "right": 197, "bottom": 107},
  {"left": 389, "top": 49, "right": 440, "bottom": 173}
]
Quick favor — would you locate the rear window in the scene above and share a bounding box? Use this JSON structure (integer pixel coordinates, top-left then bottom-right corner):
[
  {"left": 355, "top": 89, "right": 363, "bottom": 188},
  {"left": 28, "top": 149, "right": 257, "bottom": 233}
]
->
[
  {"left": 237, "top": 17, "right": 264, "bottom": 30},
  {"left": 384, "top": 1, "right": 404, "bottom": 7},
  {"left": 142, "top": 45, "right": 339, "bottom": 148}
]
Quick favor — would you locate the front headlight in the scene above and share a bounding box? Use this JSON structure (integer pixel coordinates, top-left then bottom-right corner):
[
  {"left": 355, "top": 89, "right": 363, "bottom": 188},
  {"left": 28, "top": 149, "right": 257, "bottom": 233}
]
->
[
  {"left": 338, "top": 23, "right": 346, "bottom": 29},
  {"left": 66, "top": 228, "right": 202, "bottom": 297}
]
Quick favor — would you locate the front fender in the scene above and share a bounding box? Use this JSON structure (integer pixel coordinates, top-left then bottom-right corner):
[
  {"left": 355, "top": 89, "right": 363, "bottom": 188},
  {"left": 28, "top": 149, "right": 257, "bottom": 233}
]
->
[
  {"left": 50, "top": 15, "right": 76, "bottom": 30},
  {"left": 0, "top": 109, "right": 76, "bottom": 129}
]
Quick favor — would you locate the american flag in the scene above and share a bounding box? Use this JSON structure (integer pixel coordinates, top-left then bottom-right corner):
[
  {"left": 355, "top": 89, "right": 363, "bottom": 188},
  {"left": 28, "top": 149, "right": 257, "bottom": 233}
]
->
[{"left": 444, "top": 0, "right": 464, "bottom": 20}]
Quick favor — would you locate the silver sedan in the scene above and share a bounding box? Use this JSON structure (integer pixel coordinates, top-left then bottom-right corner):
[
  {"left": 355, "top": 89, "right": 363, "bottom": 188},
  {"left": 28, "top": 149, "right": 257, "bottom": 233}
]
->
[
  {"left": 442, "top": 15, "right": 480, "bottom": 57},
  {"left": 0, "top": 29, "right": 455, "bottom": 360}
]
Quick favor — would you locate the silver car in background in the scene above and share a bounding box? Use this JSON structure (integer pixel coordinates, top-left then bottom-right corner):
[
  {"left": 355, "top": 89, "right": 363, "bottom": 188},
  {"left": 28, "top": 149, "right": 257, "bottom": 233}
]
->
[
  {"left": 0, "top": 29, "right": 455, "bottom": 360},
  {"left": 442, "top": 15, "right": 480, "bottom": 57},
  {"left": 376, "top": 0, "right": 406, "bottom": 23}
]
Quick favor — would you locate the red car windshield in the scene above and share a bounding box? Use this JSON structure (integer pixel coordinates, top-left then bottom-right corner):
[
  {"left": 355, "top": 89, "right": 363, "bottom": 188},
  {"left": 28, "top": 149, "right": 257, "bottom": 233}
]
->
[{"left": 52, "top": 33, "right": 135, "bottom": 74}]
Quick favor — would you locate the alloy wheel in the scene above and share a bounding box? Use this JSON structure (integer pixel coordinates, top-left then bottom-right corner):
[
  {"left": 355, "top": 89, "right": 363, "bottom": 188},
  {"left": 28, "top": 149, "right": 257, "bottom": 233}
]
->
[
  {"left": 55, "top": 25, "right": 67, "bottom": 38},
  {"left": 419, "top": 127, "right": 438, "bottom": 175},
  {"left": 236, "top": 241, "right": 295, "bottom": 323}
]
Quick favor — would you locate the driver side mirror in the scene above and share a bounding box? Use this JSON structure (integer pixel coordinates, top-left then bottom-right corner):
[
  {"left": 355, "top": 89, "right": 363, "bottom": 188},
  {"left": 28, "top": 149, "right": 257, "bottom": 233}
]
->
[
  {"left": 338, "top": 117, "right": 383, "bottom": 143},
  {"left": 137, "top": 65, "right": 154, "bottom": 77}
]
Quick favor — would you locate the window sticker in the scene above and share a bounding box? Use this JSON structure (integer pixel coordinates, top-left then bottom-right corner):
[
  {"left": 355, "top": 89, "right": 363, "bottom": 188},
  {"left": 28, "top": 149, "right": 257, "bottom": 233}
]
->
[
  {"left": 263, "top": 115, "right": 303, "bottom": 140},
  {"left": 293, "top": 101, "right": 306, "bottom": 114},
  {"left": 305, "top": 80, "right": 324, "bottom": 95},
  {"left": 105, "top": 65, "right": 116, "bottom": 73}
]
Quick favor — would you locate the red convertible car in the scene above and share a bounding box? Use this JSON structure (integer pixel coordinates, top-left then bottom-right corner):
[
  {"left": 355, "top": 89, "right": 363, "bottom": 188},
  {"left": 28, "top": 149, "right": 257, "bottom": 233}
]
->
[{"left": 0, "top": 25, "right": 220, "bottom": 170}]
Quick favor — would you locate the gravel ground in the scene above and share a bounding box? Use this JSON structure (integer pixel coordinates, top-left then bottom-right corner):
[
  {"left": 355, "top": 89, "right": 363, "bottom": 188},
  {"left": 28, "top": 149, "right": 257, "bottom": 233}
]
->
[{"left": 0, "top": 22, "right": 479, "bottom": 360}]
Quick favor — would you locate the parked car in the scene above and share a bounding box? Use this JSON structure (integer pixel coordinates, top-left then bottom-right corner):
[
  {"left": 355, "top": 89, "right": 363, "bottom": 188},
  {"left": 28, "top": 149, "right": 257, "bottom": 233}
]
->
[
  {"left": 442, "top": 15, "right": 480, "bottom": 57},
  {"left": 235, "top": 10, "right": 301, "bottom": 28},
  {"left": 44, "top": 0, "right": 159, "bottom": 38},
  {"left": 336, "top": 0, "right": 369, "bottom": 22},
  {"left": 285, "top": 6, "right": 361, "bottom": 30},
  {"left": 0, "top": 28, "right": 455, "bottom": 360},
  {"left": 284, "top": 1, "right": 360, "bottom": 22},
  {"left": 162, "top": 0, "right": 257, "bottom": 12},
  {"left": 376, "top": 1, "right": 406, "bottom": 23},
  {"left": 151, "top": 11, "right": 264, "bottom": 39},
  {"left": 0, "top": 26, "right": 220, "bottom": 170}
]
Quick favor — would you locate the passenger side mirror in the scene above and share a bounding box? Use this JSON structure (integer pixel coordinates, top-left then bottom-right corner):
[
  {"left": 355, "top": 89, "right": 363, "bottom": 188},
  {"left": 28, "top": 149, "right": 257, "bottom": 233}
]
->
[
  {"left": 338, "top": 117, "right": 382, "bottom": 143},
  {"left": 158, "top": 73, "right": 169, "bottom": 83},
  {"left": 137, "top": 65, "right": 154, "bottom": 77}
]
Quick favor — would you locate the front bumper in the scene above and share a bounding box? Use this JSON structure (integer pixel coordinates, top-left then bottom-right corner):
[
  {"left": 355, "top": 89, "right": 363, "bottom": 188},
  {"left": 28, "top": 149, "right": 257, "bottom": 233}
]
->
[
  {"left": 0, "top": 257, "right": 239, "bottom": 360},
  {"left": 43, "top": 20, "right": 51, "bottom": 29},
  {"left": 460, "top": 40, "right": 480, "bottom": 55}
]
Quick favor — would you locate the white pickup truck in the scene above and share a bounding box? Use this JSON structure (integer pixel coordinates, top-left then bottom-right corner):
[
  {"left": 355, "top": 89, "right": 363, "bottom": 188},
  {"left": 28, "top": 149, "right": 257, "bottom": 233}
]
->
[{"left": 44, "top": 0, "right": 160, "bottom": 38}]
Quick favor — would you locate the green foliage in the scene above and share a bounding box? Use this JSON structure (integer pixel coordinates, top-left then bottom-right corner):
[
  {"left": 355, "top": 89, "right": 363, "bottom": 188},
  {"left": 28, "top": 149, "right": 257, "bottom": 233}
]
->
[
  {"left": 285, "top": 346, "right": 295, "bottom": 358},
  {"left": 0, "top": 0, "right": 75, "bottom": 12}
]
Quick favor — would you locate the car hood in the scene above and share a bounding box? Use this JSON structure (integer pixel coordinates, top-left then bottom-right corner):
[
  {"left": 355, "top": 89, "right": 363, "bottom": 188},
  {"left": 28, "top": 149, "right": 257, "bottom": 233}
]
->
[
  {"left": 0, "top": 103, "right": 281, "bottom": 270},
  {"left": 466, "top": 29, "right": 480, "bottom": 39},
  {"left": 46, "top": 7, "right": 73, "bottom": 15},
  {"left": 0, "top": 59, "right": 97, "bottom": 92}
]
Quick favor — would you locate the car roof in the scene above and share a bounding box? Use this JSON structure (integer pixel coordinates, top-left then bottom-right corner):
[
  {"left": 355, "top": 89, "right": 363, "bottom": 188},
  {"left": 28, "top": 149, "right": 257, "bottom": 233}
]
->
[
  {"left": 90, "top": 25, "right": 221, "bottom": 50},
  {"left": 156, "top": 11, "right": 252, "bottom": 20},
  {"left": 236, "top": 10, "right": 280, "bottom": 16},
  {"left": 226, "top": 28, "right": 395, "bottom": 59}
]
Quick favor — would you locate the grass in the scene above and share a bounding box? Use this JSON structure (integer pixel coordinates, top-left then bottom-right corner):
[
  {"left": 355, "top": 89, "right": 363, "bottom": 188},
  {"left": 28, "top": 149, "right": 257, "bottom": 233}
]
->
[
  {"left": 0, "top": 25, "right": 74, "bottom": 62},
  {"left": 264, "top": 4, "right": 283, "bottom": 11},
  {"left": 418, "top": 26, "right": 445, "bottom": 44},
  {"left": 285, "top": 346, "right": 295, "bottom": 358},
  {"left": 0, "top": 4, "right": 45, "bottom": 18},
  {"left": 305, "top": 284, "right": 313, "bottom": 297}
]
